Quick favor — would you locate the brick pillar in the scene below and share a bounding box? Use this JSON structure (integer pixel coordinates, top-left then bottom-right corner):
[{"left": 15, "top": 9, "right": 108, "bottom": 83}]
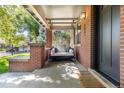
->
[
  {"left": 120, "top": 5, "right": 124, "bottom": 88},
  {"left": 30, "top": 43, "right": 45, "bottom": 69},
  {"left": 80, "top": 5, "right": 92, "bottom": 68},
  {"left": 46, "top": 29, "right": 52, "bottom": 48}
]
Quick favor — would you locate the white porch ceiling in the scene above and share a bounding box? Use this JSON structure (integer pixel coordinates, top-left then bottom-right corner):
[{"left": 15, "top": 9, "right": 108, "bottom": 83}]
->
[
  {"left": 42, "top": 5, "right": 83, "bottom": 19},
  {"left": 41, "top": 5, "right": 83, "bottom": 29}
]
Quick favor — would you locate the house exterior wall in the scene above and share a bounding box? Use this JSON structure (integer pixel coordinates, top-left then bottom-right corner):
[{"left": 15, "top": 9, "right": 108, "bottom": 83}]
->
[
  {"left": 120, "top": 5, "right": 124, "bottom": 88},
  {"left": 76, "top": 5, "right": 124, "bottom": 87},
  {"left": 76, "top": 5, "right": 92, "bottom": 69}
]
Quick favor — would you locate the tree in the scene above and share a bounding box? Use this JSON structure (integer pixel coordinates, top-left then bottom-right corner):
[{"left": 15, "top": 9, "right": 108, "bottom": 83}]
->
[
  {"left": 0, "top": 5, "right": 46, "bottom": 54},
  {"left": 0, "top": 6, "right": 26, "bottom": 54},
  {"left": 23, "top": 14, "right": 39, "bottom": 42},
  {"left": 53, "top": 30, "right": 70, "bottom": 47}
]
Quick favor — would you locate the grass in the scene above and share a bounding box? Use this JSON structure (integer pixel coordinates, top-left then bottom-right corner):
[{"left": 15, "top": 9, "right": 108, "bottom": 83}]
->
[
  {"left": 0, "top": 53, "right": 30, "bottom": 74},
  {"left": 0, "top": 48, "right": 6, "bottom": 52}
]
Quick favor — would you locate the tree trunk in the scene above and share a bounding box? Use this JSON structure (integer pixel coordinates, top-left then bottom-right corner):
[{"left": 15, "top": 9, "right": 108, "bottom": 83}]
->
[
  {"left": 11, "top": 44, "right": 14, "bottom": 55},
  {"left": 9, "top": 39, "right": 14, "bottom": 55}
]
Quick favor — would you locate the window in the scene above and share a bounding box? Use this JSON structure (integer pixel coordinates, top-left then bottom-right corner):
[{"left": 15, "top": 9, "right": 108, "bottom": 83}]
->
[{"left": 75, "top": 24, "right": 81, "bottom": 44}]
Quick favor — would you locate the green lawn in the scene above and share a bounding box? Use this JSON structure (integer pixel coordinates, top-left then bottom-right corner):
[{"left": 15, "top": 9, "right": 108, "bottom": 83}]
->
[
  {"left": 0, "top": 48, "right": 6, "bottom": 52},
  {"left": 0, "top": 53, "right": 30, "bottom": 74}
]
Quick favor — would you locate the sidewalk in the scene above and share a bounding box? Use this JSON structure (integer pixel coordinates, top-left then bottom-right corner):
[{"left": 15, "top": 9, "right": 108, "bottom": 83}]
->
[{"left": 0, "top": 52, "right": 11, "bottom": 57}]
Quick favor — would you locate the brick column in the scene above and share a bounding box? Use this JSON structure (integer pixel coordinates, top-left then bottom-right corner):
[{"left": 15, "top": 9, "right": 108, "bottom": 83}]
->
[
  {"left": 46, "top": 29, "right": 52, "bottom": 48},
  {"left": 120, "top": 5, "right": 124, "bottom": 88},
  {"left": 30, "top": 43, "right": 45, "bottom": 69}
]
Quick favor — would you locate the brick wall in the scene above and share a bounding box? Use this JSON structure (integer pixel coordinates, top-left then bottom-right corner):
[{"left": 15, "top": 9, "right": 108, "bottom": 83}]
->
[
  {"left": 46, "top": 29, "right": 52, "bottom": 48},
  {"left": 77, "top": 5, "right": 92, "bottom": 68},
  {"left": 30, "top": 43, "right": 45, "bottom": 69},
  {"left": 44, "top": 48, "right": 50, "bottom": 62},
  {"left": 74, "top": 45, "right": 82, "bottom": 63},
  {"left": 9, "top": 43, "right": 45, "bottom": 72},
  {"left": 120, "top": 5, "right": 124, "bottom": 88},
  {"left": 9, "top": 61, "right": 33, "bottom": 72}
]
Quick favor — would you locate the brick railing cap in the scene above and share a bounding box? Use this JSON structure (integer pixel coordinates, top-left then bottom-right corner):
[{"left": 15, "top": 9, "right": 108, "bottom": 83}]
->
[
  {"left": 45, "top": 48, "right": 51, "bottom": 50},
  {"left": 9, "top": 59, "right": 29, "bottom": 62}
]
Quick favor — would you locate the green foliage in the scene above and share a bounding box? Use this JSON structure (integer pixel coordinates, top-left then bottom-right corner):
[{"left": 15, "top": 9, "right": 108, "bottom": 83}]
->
[
  {"left": 0, "top": 53, "right": 30, "bottom": 74},
  {"left": 0, "top": 58, "right": 8, "bottom": 73},
  {"left": 37, "top": 28, "right": 46, "bottom": 44},
  {"left": 0, "top": 5, "right": 41, "bottom": 47},
  {"left": 24, "top": 14, "right": 40, "bottom": 42},
  {"left": 53, "top": 31, "right": 70, "bottom": 46},
  {"left": 0, "top": 48, "right": 5, "bottom": 51},
  {"left": 0, "top": 6, "right": 25, "bottom": 47}
]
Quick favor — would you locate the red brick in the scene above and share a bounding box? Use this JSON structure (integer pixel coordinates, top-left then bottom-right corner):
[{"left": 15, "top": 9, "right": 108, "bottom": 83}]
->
[
  {"left": 75, "top": 6, "right": 92, "bottom": 68},
  {"left": 9, "top": 43, "right": 45, "bottom": 72},
  {"left": 46, "top": 29, "right": 52, "bottom": 48},
  {"left": 120, "top": 5, "right": 124, "bottom": 87}
]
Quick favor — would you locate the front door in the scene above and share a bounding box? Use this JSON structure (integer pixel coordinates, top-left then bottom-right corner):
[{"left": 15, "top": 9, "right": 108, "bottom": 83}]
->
[{"left": 99, "top": 6, "right": 120, "bottom": 82}]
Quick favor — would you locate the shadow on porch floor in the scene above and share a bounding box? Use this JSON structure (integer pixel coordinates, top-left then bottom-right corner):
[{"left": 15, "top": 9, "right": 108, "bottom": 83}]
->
[{"left": 0, "top": 60, "right": 105, "bottom": 88}]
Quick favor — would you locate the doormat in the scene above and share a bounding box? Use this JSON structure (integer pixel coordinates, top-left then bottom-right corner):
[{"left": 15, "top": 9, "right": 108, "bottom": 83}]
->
[{"left": 79, "top": 71, "right": 105, "bottom": 88}]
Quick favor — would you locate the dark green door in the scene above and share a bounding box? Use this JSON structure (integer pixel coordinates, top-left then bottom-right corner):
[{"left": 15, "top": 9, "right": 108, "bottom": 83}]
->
[{"left": 99, "top": 6, "right": 120, "bottom": 82}]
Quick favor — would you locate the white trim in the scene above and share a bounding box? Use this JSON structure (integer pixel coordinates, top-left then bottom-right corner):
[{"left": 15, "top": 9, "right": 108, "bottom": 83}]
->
[{"left": 29, "top": 6, "right": 50, "bottom": 29}]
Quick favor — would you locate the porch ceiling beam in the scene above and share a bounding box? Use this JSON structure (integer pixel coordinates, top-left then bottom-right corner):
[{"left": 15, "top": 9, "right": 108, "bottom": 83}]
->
[
  {"left": 48, "top": 22, "right": 76, "bottom": 24},
  {"left": 46, "top": 18, "right": 78, "bottom": 20},
  {"left": 29, "top": 5, "right": 50, "bottom": 29},
  {"left": 51, "top": 26, "right": 73, "bottom": 30}
]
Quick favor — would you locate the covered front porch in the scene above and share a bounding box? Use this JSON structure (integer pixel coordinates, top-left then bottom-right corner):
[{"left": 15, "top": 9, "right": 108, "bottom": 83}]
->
[
  {"left": 0, "top": 60, "right": 108, "bottom": 88},
  {"left": 0, "top": 5, "right": 123, "bottom": 88}
]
